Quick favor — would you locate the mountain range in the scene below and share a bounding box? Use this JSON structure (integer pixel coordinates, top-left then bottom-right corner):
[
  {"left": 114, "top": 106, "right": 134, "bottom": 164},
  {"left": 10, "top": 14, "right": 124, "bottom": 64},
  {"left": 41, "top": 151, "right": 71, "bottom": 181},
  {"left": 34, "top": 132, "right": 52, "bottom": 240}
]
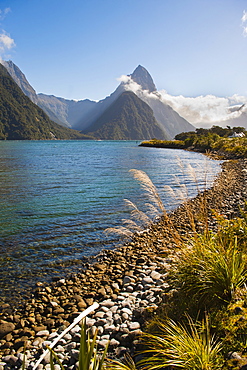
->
[
  {"left": 0, "top": 63, "right": 91, "bottom": 140},
  {"left": 1, "top": 61, "right": 195, "bottom": 140}
]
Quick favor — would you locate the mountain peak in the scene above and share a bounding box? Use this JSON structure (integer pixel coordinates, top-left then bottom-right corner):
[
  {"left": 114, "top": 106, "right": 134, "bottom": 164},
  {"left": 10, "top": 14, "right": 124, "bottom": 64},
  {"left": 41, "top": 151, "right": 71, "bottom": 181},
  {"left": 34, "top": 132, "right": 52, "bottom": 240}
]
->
[{"left": 130, "top": 65, "right": 157, "bottom": 93}]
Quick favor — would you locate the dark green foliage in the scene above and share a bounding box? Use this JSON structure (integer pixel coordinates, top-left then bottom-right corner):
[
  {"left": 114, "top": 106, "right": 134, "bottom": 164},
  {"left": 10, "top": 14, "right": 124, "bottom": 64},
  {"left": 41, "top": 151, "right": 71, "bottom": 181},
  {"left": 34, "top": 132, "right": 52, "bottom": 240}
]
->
[
  {"left": 82, "top": 91, "right": 169, "bottom": 140},
  {"left": 141, "top": 125, "right": 247, "bottom": 158},
  {"left": 0, "top": 63, "right": 92, "bottom": 140},
  {"left": 175, "top": 126, "right": 247, "bottom": 140}
]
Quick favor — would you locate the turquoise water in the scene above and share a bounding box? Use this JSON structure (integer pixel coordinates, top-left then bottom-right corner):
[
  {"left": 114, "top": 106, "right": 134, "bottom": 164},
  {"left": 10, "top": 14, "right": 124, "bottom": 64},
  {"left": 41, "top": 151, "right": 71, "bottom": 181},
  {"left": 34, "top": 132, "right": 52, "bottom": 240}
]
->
[{"left": 0, "top": 140, "right": 221, "bottom": 302}]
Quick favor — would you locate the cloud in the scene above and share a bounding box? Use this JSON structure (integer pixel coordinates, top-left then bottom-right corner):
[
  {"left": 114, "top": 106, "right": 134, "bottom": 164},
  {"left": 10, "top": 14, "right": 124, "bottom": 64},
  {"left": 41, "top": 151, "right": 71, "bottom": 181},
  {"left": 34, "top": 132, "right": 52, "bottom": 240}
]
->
[
  {"left": 0, "top": 32, "right": 15, "bottom": 53},
  {"left": 243, "top": 26, "right": 247, "bottom": 37},
  {"left": 0, "top": 8, "right": 15, "bottom": 58},
  {"left": 0, "top": 8, "right": 10, "bottom": 21},
  {"left": 241, "top": 10, "right": 247, "bottom": 37},
  {"left": 242, "top": 10, "right": 247, "bottom": 23},
  {"left": 117, "top": 74, "right": 144, "bottom": 94},
  {"left": 157, "top": 92, "right": 247, "bottom": 127},
  {"left": 118, "top": 74, "right": 160, "bottom": 100}
]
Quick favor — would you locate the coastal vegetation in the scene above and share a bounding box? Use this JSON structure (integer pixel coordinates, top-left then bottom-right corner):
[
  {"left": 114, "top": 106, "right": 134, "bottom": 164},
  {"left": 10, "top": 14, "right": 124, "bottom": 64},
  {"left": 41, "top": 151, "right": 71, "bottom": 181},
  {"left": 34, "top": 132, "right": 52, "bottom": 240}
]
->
[{"left": 139, "top": 126, "right": 247, "bottom": 158}]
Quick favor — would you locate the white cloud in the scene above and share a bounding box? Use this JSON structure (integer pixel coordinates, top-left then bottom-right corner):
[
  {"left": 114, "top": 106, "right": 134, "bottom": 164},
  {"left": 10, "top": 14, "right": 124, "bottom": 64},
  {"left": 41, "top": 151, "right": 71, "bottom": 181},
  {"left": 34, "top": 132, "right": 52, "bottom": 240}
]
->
[
  {"left": 118, "top": 74, "right": 160, "bottom": 100},
  {"left": 0, "top": 32, "right": 15, "bottom": 53},
  {"left": 157, "top": 92, "right": 247, "bottom": 127},
  {"left": 242, "top": 10, "right": 247, "bottom": 23},
  {"left": 243, "top": 26, "right": 247, "bottom": 37},
  {"left": 0, "top": 8, "right": 15, "bottom": 57},
  {"left": 118, "top": 74, "right": 144, "bottom": 94},
  {"left": 241, "top": 10, "right": 247, "bottom": 37},
  {"left": 0, "top": 8, "right": 10, "bottom": 21},
  {"left": 158, "top": 92, "right": 227, "bottom": 123}
]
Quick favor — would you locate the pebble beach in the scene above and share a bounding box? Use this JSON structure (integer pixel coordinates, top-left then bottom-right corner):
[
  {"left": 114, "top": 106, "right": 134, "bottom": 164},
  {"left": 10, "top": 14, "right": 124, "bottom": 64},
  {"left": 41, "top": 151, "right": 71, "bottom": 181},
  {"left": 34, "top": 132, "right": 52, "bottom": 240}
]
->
[{"left": 0, "top": 158, "right": 247, "bottom": 369}]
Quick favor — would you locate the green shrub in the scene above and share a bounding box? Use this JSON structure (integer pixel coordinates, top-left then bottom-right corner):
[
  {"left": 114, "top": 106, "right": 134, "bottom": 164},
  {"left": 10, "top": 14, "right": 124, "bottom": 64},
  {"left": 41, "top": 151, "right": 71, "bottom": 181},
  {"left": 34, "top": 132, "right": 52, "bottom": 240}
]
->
[
  {"left": 139, "top": 316, "right": 223, "bottom": 370},
  {"left": 170, "top": 230, "right": 247, "bottom": 310}
]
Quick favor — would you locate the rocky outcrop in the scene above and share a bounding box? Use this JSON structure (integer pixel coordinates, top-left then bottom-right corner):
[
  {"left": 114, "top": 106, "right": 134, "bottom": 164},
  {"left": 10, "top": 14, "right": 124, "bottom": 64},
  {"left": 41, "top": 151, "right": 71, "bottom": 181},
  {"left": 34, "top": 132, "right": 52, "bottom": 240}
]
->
[
  {"left": 130, "top": 65, "right": 157, "bottom": 93},
  {"left": 1, "top": 60, "right": 38, "bottom": 105}
]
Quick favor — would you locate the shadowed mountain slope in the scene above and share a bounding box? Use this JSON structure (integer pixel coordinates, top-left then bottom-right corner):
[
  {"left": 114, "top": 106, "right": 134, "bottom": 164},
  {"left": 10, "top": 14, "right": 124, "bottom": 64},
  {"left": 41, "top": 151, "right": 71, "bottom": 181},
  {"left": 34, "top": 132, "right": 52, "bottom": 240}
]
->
[{"left": 83, "top": 91, "right": 169, "bottom": 140}]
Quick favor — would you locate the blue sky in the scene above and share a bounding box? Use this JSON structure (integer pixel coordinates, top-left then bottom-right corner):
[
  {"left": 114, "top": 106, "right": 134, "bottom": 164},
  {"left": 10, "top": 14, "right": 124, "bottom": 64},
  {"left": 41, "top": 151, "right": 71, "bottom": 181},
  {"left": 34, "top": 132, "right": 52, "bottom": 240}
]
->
[{"left": 0, "top": 0, "right": 247, "bottom": 105}]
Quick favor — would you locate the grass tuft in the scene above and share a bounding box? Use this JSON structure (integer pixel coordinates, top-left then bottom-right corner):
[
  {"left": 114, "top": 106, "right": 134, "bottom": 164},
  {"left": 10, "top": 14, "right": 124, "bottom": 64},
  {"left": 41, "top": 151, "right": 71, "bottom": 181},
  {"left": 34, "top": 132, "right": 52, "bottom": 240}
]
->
[
  {"left": 139, "top": 315, "right": 223, "bottom": 370},
  {"left": 170, "top": 230, "right": 247, "bottom": 310}
]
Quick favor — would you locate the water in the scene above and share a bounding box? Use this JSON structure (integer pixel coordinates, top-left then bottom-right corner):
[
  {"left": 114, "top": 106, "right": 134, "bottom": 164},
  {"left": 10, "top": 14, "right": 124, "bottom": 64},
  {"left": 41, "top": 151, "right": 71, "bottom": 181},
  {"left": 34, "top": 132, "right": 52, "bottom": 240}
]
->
[{"left": 0, "top": 140, "right": 221, "bottom": 303}]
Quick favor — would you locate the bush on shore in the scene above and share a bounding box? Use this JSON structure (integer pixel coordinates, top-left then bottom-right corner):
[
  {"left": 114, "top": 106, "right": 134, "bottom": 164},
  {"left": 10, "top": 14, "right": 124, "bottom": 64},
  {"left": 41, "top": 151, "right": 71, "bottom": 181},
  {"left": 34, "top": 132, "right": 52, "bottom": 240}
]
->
[{"left": 140, "top": 125, "right": 247, "bottom": 158}]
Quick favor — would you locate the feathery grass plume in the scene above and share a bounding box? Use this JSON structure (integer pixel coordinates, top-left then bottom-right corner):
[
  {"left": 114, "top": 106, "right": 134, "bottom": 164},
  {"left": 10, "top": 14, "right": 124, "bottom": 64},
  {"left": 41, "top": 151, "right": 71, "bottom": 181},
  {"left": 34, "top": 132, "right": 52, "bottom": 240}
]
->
[
  {"left": 175, "top": 156, "right": 211, "bottom": 233},
  {"left": 171, "top": 231, "right": 247, "bottom": 309},
  {"left": 105, "top": 226, "right": 135, "bottom": 238},
  {"left": 139, "top": 315, "right": 223, "bottom": 370},
  {"left": 106, "top": 159, "right": 212, "bottom": 242},
  {"left": 129, "top": 169, "right": 166, "bottom": 213},
  {"left": 105, "top": 171, "right": 180, "bottom": 241},
  {"left": 128, "top": 169, "right": 181, "bottom": 242},
  {"left": 105, "top": 353, "right": 138, "bottom": 370},
  {"left": 124, "top": 199, "right": 153, "bottom": 226},
  {"left": 105, "top": 199, "right": 152, "bottom": 238}
]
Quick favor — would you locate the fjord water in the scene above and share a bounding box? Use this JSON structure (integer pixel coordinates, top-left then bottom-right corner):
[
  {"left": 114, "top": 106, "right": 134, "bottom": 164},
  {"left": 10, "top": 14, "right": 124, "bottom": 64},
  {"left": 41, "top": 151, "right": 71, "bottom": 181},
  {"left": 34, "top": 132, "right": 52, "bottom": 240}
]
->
[{"left": 0, "top": 140, "right": 221, "bottom": 303}]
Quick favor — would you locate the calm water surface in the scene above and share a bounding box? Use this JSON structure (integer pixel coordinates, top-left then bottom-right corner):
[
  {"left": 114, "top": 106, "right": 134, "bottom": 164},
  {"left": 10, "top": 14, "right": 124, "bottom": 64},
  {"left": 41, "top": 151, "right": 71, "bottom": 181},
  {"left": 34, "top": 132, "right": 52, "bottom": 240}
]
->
[{"left": 0, "top": 140, "right": 221, "bottom": 303}]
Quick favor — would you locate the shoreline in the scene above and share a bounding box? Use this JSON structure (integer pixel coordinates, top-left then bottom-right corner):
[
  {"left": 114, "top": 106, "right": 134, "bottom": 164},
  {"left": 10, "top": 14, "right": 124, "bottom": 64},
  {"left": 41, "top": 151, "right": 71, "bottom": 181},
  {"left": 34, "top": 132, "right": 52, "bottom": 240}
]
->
[{"left": 0, "top": 158, "right": 247, "bottom": 368}]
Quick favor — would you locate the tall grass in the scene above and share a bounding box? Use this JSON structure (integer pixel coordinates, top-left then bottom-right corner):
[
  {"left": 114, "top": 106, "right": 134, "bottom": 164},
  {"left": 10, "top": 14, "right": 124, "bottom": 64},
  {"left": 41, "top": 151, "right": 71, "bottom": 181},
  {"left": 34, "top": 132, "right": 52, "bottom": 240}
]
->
[
  {"left": 171, "top": 231, "right": 247, "bottom": 309},
  {"left": 78, "top": 319, "right": 108, "bottom": 370},
  {"left": 139, "top": 316, "right": 223, "bottom": 370},
  {"left": 105, "top": 353, "right": 138, "bottom": 370}
]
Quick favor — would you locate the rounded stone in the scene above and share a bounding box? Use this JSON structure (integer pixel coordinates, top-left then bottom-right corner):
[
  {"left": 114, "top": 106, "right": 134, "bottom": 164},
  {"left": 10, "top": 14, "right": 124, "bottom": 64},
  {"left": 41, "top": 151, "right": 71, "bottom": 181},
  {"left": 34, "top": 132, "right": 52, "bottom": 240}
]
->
[
  {"left": 110, "top": 338, "right": 120, "bottom": 347},
  {"left": 36, "top": 330, "right": 50, "bottom": 337},
  {"left": 121, "top": 307, "right": 132, "bottom": 315},
  {"left": 129, "top": 322, "right": 141, "bottom": 330},
  {"left": 142, "top": 277, "right": 153, "bottom": 285},
  {"left": 95, "top": 311, "right": 105, "bottom": 319},
  {"left": 122, "top": 312, "right": 129, "bottom": 321},
  {"left": 2, "top": 355, "right": 19, "bottom": 365},
  {"left": 0, "top": 322, "right": 15, "bottom": 338},
  {"left": 150, "top": 271, "right": 162, "bottom": 280}
]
